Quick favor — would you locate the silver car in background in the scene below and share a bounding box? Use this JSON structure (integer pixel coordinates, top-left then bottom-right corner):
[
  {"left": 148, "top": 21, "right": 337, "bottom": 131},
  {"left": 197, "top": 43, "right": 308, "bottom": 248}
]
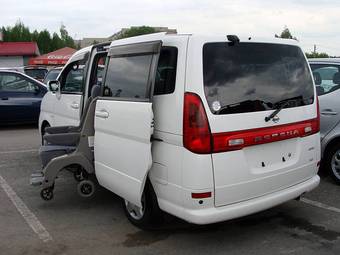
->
[{"left": 309, "top": 58, "right": 340, "bottom": 184}]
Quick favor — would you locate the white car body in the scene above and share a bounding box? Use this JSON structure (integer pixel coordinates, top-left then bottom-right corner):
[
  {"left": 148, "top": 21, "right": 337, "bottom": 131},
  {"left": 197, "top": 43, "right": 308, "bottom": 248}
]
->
[
  {"left": 39, "top": 46, "right": 92, "bottom": 134},
  {"left": 40, "top": 33, "right": 320, "bottom": 225}
]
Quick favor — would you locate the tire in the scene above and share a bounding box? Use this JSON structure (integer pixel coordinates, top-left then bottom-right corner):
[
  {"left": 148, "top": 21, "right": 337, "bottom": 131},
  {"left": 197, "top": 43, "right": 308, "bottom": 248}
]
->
[
  {"left": 324, "top": 143, "right": 340, "bottom": 184},
  {"left": 41, "top": 123, "right": 50, "bottom": 145},
  {"left": 122, "top": 180, "right": 163, "bottom": 230},
  {"left": 77, "top": 180, "right": 96, "bottom": 198}
]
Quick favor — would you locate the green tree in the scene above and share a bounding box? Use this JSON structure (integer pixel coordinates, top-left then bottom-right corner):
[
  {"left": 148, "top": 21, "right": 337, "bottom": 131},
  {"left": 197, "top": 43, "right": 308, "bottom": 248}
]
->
[
  {"left": 305, "top": 52, "right": 329, "bottom": 58},
  {"left": 51, "top": 32, "right": 64, "bottom": 51},
  {"left": 275, "top": 26, "right": 297, "bottom": 40},
  {"left": 60, "top": 24, "right": 75, "bottom": 48},
  {"left": 1, "top": 21, "right": 76, "bottom": 54},
  {"left": 117, "top": 26, "right": 156, "bottom": 39},
  {"left": 2, "top": 21, "right": 31, "bottom": 42},
  {"left": 37, "top": 30, "right": 52, "bottom": 54}
]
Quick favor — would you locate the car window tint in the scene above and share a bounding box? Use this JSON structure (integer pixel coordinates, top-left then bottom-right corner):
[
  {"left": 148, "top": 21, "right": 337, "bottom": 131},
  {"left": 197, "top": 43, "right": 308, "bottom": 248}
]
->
[
  {"left": 61, "top": 65, "right": 84, "bottom": 93},
  {"left": 0, "top": 73, "right": 38, "bottom": 92},
  {"left": 154, "top": 47, "right": 178, "bottom": 95},
  {"left": 310, "top": 64, "right": 340, "bottom": 96},
  {"left": 103, "top": 55, "right": 152, "bottom": 99},
  {"left": 43, "top": 69, "right": 60, "bottom": 84},
  {"left": 203, "top": 43, "right": 314, "bottom": 115}
]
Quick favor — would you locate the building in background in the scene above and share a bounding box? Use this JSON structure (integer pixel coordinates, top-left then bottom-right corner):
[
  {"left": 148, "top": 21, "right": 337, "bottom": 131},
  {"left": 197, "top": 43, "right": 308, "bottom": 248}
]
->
[
  {"left": 74, "top": 37, "right": 107, "bottom": 48},
  {"left": 0, "top": 42, "right": 40, "bottom": 67}
]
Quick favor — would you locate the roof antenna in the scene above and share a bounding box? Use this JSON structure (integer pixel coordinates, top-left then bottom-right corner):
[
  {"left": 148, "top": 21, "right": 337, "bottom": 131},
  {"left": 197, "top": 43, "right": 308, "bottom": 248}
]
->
[{"left": 227, "top": 35, "right": 240, "bottom": 46}]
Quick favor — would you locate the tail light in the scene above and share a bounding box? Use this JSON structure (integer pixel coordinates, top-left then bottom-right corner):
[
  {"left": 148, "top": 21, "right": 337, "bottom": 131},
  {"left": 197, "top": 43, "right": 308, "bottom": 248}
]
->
[
  {"left": 183, "top": 93, "right": 320, "bottom": 154},
  {"left": 183, "top": 92, "right": 212, "bottom": 154},
  {"left": 315, "top": 96, "right": 320, "bottom": 132}
]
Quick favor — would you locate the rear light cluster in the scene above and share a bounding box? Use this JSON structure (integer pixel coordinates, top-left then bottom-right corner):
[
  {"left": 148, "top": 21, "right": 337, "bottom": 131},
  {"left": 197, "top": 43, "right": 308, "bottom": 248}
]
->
[{"left": 183, "top": 92, "right": 320, "bottom": 154}]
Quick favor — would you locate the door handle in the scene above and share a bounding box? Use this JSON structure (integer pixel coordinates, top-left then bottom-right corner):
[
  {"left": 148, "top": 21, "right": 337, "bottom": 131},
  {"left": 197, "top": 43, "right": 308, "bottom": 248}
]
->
[
  {"left": 95, "top": 110, "right": 109, "bottom": 119},
  {"left": 1, "top": 97, "right": 8, "bottom": 100},
  {"left": 321, "top": 109, "right": 338, "bottom": 116},
  {"left": 70, "top": 103, "right": 80, "bottom": 109}
]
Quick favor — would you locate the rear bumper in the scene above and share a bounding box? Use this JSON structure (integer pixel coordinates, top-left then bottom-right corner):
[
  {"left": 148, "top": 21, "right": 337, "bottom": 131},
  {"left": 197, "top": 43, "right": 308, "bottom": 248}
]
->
[{"left": 179, "top": 175, "right": 319, "bottom": 225}]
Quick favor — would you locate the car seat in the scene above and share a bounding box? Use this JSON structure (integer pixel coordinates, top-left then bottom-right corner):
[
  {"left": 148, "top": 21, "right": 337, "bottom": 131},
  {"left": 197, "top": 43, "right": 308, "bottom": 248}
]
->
[
  {"left": 30, "top": 85, "right": 101, "bottom": 201},
  {"left": 43, "top": 84, "right": 101, "bottom": 138},
  {"left": 328, "top": 72, "right": 340, "bottom": 93}
]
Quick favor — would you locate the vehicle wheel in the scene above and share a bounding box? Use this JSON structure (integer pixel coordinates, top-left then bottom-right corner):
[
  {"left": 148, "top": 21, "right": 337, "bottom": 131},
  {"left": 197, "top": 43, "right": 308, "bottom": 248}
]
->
[
  {"left": 325, "top": 144, "right": 340, "bottom": 184},
  {"left": 41, "top": 123, "right": 50, "bottom": 145},
  {"left": 122, "top": 180, "right": 163, "bottom": 230},
  {"left": 77, "top": 180, "right": 95, "bottom": 198},
  {"left": 40, "top": 187, "right": 54, "bottom": 201}
]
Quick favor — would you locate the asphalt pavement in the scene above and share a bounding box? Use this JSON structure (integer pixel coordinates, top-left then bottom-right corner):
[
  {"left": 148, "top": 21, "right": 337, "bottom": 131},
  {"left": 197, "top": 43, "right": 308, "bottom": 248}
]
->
[{"left": 0, "top": 125, "right": 340, "bottom": 255}]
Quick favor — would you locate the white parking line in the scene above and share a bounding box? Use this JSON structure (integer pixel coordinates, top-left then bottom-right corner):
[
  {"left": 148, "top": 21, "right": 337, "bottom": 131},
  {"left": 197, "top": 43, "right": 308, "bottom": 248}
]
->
[
  {"left": 0, "top": 175, "right": 52, "bottom": 242},
  {"left": 301, "top": 197, "right": 340, "bottom": 214},
  {"left": 0, "top": 149, "right": 38, "bottom": 155}
]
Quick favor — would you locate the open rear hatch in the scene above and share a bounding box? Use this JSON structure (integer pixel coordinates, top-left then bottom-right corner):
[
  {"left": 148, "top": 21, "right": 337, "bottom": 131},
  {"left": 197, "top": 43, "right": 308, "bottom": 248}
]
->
[{"left": 202, "top": 42, "right": 319, "bottom": 207}]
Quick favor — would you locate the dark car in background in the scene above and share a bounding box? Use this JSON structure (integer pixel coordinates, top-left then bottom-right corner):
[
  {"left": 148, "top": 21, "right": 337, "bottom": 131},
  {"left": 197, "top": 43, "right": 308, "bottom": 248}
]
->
[
  {"left": 0, "top": 70, "right": 47, "bottom": 125},
  {"left": 23, "top": 66, "right": 48, "bottom": 82},
  {"left": 309, "top": 58, "right": 340, "bottom": 184},
  {"left": 43, "top": 67, "right": 62, "bottom": 84}
]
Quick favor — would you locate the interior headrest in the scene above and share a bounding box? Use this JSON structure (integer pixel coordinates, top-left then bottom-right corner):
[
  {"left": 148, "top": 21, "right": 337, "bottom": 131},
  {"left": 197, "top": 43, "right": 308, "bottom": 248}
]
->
[
  {"left": 316, "top": 86, "right": 324, "bottom": 96},
  {"left": 312, "top": 72, "right": 322, "bottom": 85},
  {"left": 91, "top": 84, "right": 101, "bottom": 98},
  {"left": 333, "top": 72, "right": 340, "bottom": 85}
]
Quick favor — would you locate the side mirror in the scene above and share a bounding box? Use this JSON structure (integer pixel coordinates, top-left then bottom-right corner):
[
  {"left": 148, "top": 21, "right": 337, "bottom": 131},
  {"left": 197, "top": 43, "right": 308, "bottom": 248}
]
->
[{"left": 48, "top": 80, "right": 60, "bottom": 92}]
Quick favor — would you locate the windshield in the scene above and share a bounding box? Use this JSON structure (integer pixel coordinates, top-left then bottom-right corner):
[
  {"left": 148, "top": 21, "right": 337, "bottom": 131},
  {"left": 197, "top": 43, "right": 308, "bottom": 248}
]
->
[
  {"left": 43, "top": 69, "right": 61, "bottom": 84},
  {"left": 24, "top": 69, "right": 47, "bottom": 80},
  {"left": 203, "top": 42, "right": 314, "bottom": 115}
]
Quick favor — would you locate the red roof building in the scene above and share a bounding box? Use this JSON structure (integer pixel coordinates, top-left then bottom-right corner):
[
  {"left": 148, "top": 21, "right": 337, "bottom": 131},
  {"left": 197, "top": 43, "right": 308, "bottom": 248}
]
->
[
  {"left": 0, "top": 42, "right": 40, "bottom": 67},
  {"left": 28, "top": 47, "right": 77, "bottom": 66}
]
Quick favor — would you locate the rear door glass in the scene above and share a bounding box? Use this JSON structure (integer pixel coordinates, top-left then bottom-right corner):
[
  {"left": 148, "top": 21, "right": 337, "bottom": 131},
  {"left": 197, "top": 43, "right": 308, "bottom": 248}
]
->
[
  {"left": 203, "top": 42, "right": 314, "bottom": 115},
  {"left": 103, "top": 55, "right": 152, "bottom": 99}
]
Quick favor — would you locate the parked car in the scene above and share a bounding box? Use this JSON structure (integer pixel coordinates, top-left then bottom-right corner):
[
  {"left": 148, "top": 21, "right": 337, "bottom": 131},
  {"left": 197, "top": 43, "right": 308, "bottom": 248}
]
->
[
  {"left": 39, "top": 33, "right": 320, "bottom": 229},
  {"left": 43, "top": 67, "right": 62, "bottom": 84},
  {"left": 0, "top": 66, "right": 48, "bottom": 82},
  {"left": 309, "top": 58, "right": 340, "bottom": 183},
  {"left": 0, "top": 70, "right": 47, "bottom": 124}
]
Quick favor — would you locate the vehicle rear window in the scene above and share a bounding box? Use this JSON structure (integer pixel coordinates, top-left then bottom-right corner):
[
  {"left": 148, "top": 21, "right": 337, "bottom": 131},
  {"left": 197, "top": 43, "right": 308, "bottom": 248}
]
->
[
  {"left": 25, "top": 69, "right": 47, "bottom": 80},
  {"left": 203, "top": 42, "right": 314, "bottom": 115}
]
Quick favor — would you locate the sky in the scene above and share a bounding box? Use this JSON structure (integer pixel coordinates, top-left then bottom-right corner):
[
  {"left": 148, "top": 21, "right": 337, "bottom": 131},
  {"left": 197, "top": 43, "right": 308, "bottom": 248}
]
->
[{"left": 1, "top": 0, "right": 339, "bottom": 55}]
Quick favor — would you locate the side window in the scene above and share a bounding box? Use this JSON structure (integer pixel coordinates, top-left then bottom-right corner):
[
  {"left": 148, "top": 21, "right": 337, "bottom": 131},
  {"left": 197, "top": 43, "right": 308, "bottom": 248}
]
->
[
  {"left": 60, "top": 60, "right": 86, "bottom": 93},
  {"left": 310, "top": 64, "right": 340, "bottom": 96},
  {"left": 103, "top": 55, "right": 153, "bottom": 99},
  {"left": 89, "top": 54, "right": 107, "bottom": 88},
  {"left": 0, "top": 73, "right": 38, "bottom": 93},
  {"left": 154, "top": 47, "right": 178, "bottom": 95}
]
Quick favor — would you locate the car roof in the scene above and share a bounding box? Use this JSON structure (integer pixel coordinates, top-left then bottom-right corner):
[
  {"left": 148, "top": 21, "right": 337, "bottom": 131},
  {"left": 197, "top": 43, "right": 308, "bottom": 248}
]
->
[
  {"left": 109, "top": 32, "right": 300, "bottom": 47},
  {"left": 24, "top": 66, "right": 48, "bottom": 70},
  {"left": 308, "top": 58, "right": 340, "bottom": 64}
]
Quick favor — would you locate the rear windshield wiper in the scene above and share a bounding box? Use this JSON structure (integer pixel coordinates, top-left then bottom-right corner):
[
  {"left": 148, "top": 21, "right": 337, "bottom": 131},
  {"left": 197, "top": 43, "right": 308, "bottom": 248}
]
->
[
  {"left": 215, "top": 100, "right": 272, "bottom": 115},
  {"left": 264, "top": 96, "right": 303, "bottom": 122}
]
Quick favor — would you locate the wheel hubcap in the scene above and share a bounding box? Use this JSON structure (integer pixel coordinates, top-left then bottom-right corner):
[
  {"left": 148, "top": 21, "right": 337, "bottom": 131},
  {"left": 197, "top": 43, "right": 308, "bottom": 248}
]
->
[
  {"left": 331, "top": 150, "right": 340, "bottom": 180},
  {"left": 81, "top": 184, "right": 92, "bottom": 195},
  {"left": 125, "top": 195, "right": 145, "bottom": 220}
]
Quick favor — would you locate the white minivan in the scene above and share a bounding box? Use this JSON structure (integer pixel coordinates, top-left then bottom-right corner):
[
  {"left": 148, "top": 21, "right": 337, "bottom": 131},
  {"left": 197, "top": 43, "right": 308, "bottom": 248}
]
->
[{"left": 40, "top": 33, "right": 320, "bottom": 228}]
